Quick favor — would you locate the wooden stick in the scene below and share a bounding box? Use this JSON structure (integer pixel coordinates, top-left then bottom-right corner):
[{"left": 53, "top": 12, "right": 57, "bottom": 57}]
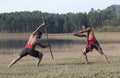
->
[{"left": 42, "top": 16, "right": 54, "bottom": 60}]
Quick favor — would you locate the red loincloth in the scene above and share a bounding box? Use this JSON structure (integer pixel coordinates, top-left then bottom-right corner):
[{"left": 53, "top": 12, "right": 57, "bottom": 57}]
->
[
  {"left": 88, "top": 38, "right": 97, "bottom": 52},
  {"left": 25, "top": 44, "right": 33, "bottom": 49}
]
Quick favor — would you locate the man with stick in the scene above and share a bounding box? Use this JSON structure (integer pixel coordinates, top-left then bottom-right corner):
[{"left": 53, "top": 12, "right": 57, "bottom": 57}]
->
[
  {"left": 8, "top": 21, "right": 50, "bottom": 68},
  {"left": 74, "top": 24, "right": 109, "bottom": 64}
]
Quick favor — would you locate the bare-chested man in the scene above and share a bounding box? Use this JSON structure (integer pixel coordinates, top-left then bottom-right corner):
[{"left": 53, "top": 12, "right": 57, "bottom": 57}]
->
[
  {"left": 74, "top": 24, "right": 109, "bottom": 64},
  {"left": 8, "top": 22, "right": 49, "bottom": 68}
]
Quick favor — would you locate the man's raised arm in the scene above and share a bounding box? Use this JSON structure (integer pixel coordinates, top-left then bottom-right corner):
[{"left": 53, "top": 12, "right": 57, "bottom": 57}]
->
[{"left": 32, "top": 22, "right": 45, "bottom": 35}]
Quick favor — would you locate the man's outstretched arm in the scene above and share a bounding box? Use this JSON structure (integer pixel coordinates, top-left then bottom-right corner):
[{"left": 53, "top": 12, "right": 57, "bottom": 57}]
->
[
  {"left": 38, "top": 42, "right": 49, "bottom": 48},
  {"left": 74, "top": 32, "right": 86, "bottom": 37}
]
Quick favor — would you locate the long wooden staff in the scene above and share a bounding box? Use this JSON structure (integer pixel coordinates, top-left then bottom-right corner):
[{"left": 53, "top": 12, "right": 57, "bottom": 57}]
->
[{"left": 42, "top": 16, "right": 54, "bottom": 59}]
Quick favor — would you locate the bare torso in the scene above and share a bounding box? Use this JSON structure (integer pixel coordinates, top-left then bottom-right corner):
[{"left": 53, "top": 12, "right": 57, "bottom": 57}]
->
[
  {"left": 86, "top": 28, "right": 95, "bottom": 41},
  {"left": 26, "top": 34, "right": 39, "bottom": 48}
]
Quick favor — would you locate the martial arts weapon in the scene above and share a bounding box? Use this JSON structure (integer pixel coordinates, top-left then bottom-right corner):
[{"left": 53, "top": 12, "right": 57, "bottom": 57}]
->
[{"left": 41, "top": 16, "right": 54, "bottom": 60}]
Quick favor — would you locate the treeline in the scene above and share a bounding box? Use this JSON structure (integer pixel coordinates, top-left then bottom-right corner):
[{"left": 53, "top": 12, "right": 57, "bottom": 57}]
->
[{"left": 0, "top": 7, "right": 120, "bottom": 33}]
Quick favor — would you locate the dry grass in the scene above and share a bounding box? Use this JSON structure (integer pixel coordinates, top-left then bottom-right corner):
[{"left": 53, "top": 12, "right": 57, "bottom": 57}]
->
[
  {"left": 94, "top": 32, "right": 120, "bottom": 42},
  {"left": 0, "top": 32, "right": 120, "bottom": 78},
  {"left": 0, "top": 43, "right": 120, "bottom": 78}
]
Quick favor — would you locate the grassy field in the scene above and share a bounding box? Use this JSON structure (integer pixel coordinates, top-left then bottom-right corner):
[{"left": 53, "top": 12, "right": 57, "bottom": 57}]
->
[{"left": 0, "top": 32, "right": 120, "bottom": 78}]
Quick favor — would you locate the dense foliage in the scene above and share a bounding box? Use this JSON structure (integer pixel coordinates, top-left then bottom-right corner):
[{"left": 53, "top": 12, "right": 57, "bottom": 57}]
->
[{"left": 0, "top": 5, "right": 120, "bottom": 33}]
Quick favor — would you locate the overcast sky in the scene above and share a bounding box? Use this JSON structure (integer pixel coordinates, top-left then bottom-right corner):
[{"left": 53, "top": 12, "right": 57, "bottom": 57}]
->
[{"left": 0, "top": 0, "right": 120, "bottom": 14}]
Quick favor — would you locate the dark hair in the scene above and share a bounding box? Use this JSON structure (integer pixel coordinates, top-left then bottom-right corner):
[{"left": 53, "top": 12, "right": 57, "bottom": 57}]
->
[
  {"left": 82, "top": 24, "right": 89, "bottom": 28},
  {"left": 35, "top": 31, "right": 42, "bottom": 36}
]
